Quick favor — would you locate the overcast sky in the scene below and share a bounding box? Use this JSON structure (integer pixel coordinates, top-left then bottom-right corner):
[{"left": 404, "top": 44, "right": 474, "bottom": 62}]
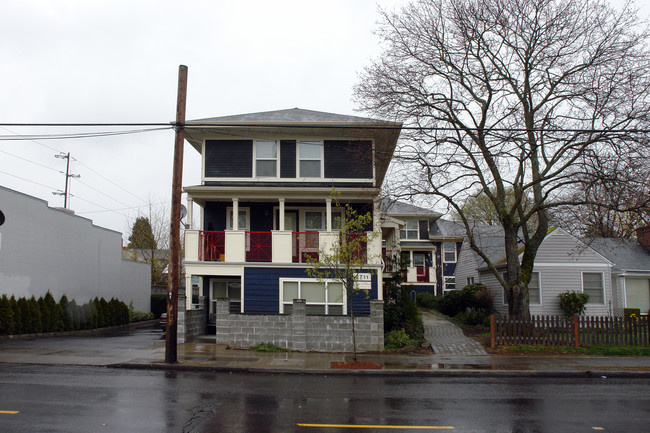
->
[{"left": 1, "top": 0, "right": 647, "bottom": 243}]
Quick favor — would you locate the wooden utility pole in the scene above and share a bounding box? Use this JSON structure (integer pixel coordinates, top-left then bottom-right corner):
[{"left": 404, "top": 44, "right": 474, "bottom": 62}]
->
[{"left": 166, "top": 65, "right": 188, "bottom": 363}]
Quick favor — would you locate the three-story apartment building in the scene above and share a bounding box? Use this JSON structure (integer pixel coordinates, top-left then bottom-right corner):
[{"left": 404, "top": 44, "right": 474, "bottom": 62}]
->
[{"left": 181, "top": 108, "right": 401, "bottom": 343}]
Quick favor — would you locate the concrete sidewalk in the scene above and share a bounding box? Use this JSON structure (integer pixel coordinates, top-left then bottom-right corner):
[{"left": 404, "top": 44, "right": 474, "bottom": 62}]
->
[{"left": 1, "top": 318, "right": 649, "bottom": 377}]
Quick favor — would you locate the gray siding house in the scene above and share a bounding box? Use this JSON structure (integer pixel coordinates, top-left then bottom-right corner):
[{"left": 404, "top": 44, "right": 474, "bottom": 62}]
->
[
  {"left": 456, "top": 227, "right": 615, "bottom": 316},
  {"left": 0, "top": 185, "right": 151, "bottom": 311}
]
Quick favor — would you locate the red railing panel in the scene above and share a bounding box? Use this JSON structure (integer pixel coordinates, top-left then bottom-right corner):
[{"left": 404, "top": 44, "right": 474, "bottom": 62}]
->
[
  {"left": 339, "top": 232, "right": 367, "bottom": 264},
  {"left": 200, "top": 231, "right": 225, "bottom": 261},
  {"left": 416, "top": 266, "right": 429, "bottom": 282},
  {"left": 293, "top": 232, "right": 319, "bottom": 263},
  {"left": 246, "top": 231, "right": 272, "bottom": 262}
]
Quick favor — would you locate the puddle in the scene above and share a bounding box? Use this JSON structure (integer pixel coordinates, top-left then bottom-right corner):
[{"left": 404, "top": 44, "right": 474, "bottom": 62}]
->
[{"left": 382, "top": 363, "right": 532, "bottom": 370}]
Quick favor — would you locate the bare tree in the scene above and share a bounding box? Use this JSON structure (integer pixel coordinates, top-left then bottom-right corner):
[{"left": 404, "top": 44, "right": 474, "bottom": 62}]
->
[
  {"left": 125, "top": 201, "right": 170, "bottom": 286},
  {"left": 355, "top": 0, "right": 650, "bottom": 317}
]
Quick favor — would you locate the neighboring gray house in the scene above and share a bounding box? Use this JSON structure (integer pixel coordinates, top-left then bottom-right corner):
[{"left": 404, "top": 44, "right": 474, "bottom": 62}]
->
[
  {"left": 456, "top": 227, "right": 616, "bottom": 317},
  {"left": 0, "top": 185, "right": 151, "bottom": 311},
  {"left": 588, "top": 236, "right": 650, "bottom": 315}
]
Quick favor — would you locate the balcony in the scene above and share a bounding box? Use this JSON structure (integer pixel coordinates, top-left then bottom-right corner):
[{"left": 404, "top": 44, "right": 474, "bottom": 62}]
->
[
  {"left": 187, "top": 229, "right": 381, "bottom": 265},
  {"left": 293, "top": 232, "right": 319, "bottom": 263},
  {"left": 416, "top": 266, "right": 430, "bottom": 282}
]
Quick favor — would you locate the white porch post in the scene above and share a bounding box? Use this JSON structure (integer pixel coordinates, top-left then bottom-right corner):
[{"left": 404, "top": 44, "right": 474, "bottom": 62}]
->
[
  {"left": 232, "top": 198, "right": 239, "bottom": 230},
  {"left": 186, "top": 197, "right": 194, "bottom": 230},
  {"left": 373, "top": 198, "right": 381, "bottom": 232},
  {"left": 279, "top": 198, "right": 285, "bottom": 231},
  {"left": 326, "top": 198, "right": 332, "bottom": 232}
]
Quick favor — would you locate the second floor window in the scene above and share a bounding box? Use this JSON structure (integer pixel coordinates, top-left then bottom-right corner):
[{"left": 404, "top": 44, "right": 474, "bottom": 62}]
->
[
  {"left": 255, "top": 140, "right": 278, "bottom": 177},
  {"left": 299, "top": 141, "right": 322, "bottom": 177},
  {"left": 443, "top": 242, "right": 457, "bottom": 263},
  {"left": 400, "top": 220, "right": 419, "bottom": 239}
]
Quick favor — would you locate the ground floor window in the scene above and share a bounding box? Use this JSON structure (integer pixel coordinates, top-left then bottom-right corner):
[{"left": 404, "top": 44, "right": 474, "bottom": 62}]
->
[
  {"left": 210, "top": 279, "right": 241, "bottom": 315},
  {"left": 280, "top": 279, "right": 345, "bottom": 315},
  {"left": 443, "top": 276, "right": 456, "bottom": 291},
  {"left": 583, "top": 272, "right": 604, "bottom": 304}
]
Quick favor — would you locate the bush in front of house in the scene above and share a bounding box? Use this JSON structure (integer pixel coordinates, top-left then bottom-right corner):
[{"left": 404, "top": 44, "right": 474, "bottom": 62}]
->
[
  {"left": 384, "top": 328, "right": 421, "bottom": 350},
  {"left": 558, "top": 290, "right": 589, "bottom": 317},
  {"left": 416, "top": 292, "right": 438, "bottom": 310},
  {"left": 384, "top": 266, "right": 424, "bottom": 342}
]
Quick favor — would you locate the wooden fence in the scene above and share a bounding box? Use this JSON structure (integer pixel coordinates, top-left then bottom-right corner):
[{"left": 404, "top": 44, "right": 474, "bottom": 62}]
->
[{"left": 490, "top": 315, "right": 650, "bottom": 347}]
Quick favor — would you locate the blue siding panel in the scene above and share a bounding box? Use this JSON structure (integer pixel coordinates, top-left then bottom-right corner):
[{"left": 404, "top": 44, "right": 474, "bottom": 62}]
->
[{"left": 243, "top": 267, "right": 379, "bottom": 315}]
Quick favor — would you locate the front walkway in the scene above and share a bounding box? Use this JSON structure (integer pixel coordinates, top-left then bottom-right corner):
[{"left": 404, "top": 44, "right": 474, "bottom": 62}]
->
[{"left": 421, "top": 309, "right": 488, "bottom": 356}]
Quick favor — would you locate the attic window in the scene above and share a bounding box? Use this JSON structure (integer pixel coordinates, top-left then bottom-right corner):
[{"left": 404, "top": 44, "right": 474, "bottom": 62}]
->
[
  {"left": 443, "top": 242, "right": 457, "bottom": 262},
  {"left": 400, "top": 220, "right": 419, "bottom": 239}
]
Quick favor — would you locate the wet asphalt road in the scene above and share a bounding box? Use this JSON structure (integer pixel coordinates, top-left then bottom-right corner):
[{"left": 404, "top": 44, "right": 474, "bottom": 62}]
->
[{"left": 0, "top": 364, "right": 648, "bottom": 433}]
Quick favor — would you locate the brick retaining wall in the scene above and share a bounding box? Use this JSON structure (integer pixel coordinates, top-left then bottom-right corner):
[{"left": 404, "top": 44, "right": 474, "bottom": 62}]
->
[
  {"left": 177, "top": 295, "right": 206, "bottom": 343},
  {"left": 215, "top": 298, "right": 384, "bottom": 352}
]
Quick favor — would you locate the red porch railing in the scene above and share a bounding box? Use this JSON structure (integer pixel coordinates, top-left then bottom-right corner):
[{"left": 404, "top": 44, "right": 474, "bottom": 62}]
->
[
  {"left": 199, "top": 231, "right": 225, "bottom": 261},
  {"left": 340, "top": 232, "right": 367, "bottom": 263},
  {"left": 416, "top": 266, "right": 430, "bottom": 282},
  {"left": 293, "top": 232, "right": 319, "bottom": 263},
  {"left": 246, "top": 231, "right": 272, "bottom": 262}
]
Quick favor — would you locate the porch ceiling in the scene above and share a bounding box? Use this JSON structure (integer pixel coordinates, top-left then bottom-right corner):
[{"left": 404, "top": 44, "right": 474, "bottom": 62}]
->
[{"left": 184, "top": 185, "right": 380, "bottom": 207}]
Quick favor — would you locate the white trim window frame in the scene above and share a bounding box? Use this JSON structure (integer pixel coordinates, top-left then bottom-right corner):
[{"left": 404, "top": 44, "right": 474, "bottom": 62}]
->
[
  {"left": 301, "top": 208, "right": 343, "bottom": 231},
  {"left": 298, "top": 140, "right": 323, "bottom": 178},
  {"left": 582, "top": 271, "right": 605, "bottom": 304},
  {"left": 226, "top": 207, "right": 250, "bottom": 230},
  {"left": 443, "top": 276, "right": 456, "bottom": 291},
  {"left": 528, "top": 272, "right": 542, "bottom": 305},
  {"left": 400, "top": 220, "right": 419, "bottom": 240},
  {"left": 254, "top": 140, "right": 279, "bottom": 178},
  {"left": 279, "top": 278, "right": 346, "bottom": 315},
  {"left": 442, "top": 242, "right": 457, "bottom": 263}
]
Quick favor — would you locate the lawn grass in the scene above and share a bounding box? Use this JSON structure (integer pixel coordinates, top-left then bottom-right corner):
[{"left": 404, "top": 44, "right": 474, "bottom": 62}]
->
[{"left": 503, "top": 345, "right": 650, "bottom": 356}]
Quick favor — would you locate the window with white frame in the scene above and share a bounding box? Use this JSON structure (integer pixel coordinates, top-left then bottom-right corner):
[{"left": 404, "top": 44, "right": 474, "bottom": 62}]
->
[
  {"left": 529, "top": 272, "right": 541, "bottom": 305},
  {"left": 443, "top": 242, "right": 457, "bottom": 263},
  {"left": 583, "top": 272, "right": 604, "bottom": 304},
  {"left": 227, "top": 207, "right": 249, "bottom": 230},
  {"left": 281, "top": 280, "right": 345, "bottom": 315},
  {"left": 467, "top": 277, "right": 475, "bottom": 285},
  {"left": 304, "top": 211, "right": 324, "bottom": 231},
  {"left": 400, "top": 220, "right": 419, "bottom": 239},
  {"left": 303, "top": 209, "right": 343, "bottom": 231},
  {"left": 444, "top": 276, "right": 456, "bottom": 291},
  {"left": 298, "top": 141, "right": 322, "bottom": 177},
  {"left": 255, "top": 140, "right": 278, "bottom": 177}
]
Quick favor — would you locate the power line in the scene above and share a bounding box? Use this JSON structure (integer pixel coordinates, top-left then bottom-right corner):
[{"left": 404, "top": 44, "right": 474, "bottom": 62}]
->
[
  {"left": 0, "top": 126, "right": 171, "bottom": 141},
  {"left": 0, "top": 148, "right": 63, "bottom": 173}
]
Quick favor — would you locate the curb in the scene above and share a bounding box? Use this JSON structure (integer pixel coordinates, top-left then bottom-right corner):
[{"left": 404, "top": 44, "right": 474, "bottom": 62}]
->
[{"left": 106, "top": 361, "right": 650, "bottom": 379}]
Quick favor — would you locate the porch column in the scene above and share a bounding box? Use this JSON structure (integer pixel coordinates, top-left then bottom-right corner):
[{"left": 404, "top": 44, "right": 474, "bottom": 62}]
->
[
  {"left": 326, "top": 198, "right": 332, "bottom": 232},
  {"left": 279, "top": 198, "right": 285, "bottom": 231},
  {"left": 232, "top": 198, "right": 239, "bottom": 230},
  {"left": 185, "top": 274, "right": 192, "bottom": 310},
  {"left": 373, "top": 198, "right": 381, "bottom": 232},
  {"left": 186, "top": 197, "right": 194, "bottom": 230}
]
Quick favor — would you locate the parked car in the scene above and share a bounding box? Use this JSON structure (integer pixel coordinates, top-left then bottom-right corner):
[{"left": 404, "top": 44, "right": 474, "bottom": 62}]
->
[{"left": 159, "top": 313, "right": 167, "bottom": 331}]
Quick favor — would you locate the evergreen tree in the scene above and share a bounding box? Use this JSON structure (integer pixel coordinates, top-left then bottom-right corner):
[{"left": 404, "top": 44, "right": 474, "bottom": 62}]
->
[
  {"left": 9, "top": 296, "right": 22, "bottom": 334},
  {"left": 0, "top": 294, "right": 14, "bottom": 335}
]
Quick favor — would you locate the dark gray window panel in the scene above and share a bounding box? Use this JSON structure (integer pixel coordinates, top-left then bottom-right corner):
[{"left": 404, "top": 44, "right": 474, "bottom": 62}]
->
[
  {"left": 280, "top": 140, "right": 296, "bottom": 178},
  {"left": 205, "top": 140, "right": 253, "bottom": 178},
  {"left": 419, "top": 220, "right": 429, "bottom": 240},
  {"left": 323, "top": 140, "right": 373, "bottom": 179}
]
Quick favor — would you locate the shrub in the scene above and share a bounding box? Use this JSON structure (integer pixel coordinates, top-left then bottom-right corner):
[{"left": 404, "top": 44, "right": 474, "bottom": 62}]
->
[
  {"left": 383, "top": 264, "right": 424, "bottom": 341},
  {"left": 558, "top": 291, "right": 589, "bottom": 317},
  {"left": 384, "top": 328, "right": 420, "bottom": 350},
  {"left": 250, "top": 343, "right": 288, "bottom": 352},
  {"left": 624, "top": 308, "right": 641, "bottom": 319},
  {"left": 416, "top": 292, "right": 437, "bottom": 310},
  {"left": 0, "top": 294, "right": 14, "bottom": 335},
  {"left": 454, "top": 309, "right": 490, "bottom": 327}
]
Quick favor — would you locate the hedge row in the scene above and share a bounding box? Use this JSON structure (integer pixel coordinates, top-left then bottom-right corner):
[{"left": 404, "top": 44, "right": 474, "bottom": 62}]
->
[{"left": 0, "top": 292, "right": 130, "bottom": 336}]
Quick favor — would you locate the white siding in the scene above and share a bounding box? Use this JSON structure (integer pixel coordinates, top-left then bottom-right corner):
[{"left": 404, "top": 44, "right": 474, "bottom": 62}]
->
[{"left": 455, "top": 241, "right": 479, "bottom": 289}]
